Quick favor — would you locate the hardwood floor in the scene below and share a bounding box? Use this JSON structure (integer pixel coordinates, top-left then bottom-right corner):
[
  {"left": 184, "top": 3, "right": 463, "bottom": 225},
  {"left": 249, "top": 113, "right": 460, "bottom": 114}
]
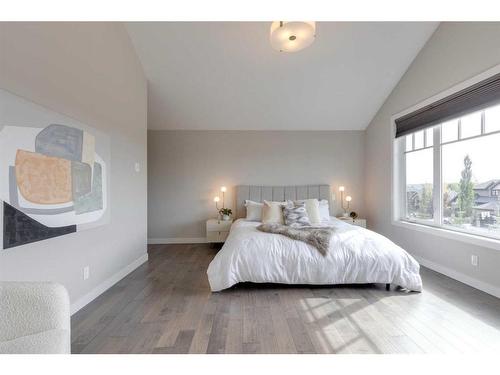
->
[{"left": 71, "top": 244, "right": 500, "bottom": 354}]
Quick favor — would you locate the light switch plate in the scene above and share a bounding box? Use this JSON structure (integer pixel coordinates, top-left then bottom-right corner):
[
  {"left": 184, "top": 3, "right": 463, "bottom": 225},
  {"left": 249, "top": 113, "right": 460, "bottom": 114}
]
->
[
  {"left": 471, "top": 255, "right": 478, "bottom": 267},
  {"left": 134, "top": 162, "right": 140, "bottom": 172},
  {"left": 83, "top": 266, "right": 90, "bottom": 280}
]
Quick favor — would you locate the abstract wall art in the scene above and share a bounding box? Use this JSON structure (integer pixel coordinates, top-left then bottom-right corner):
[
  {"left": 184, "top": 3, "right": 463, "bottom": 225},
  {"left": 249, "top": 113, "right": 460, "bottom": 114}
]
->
[{"left": 0, "top": 89, "right": 110, "bottom": 249}]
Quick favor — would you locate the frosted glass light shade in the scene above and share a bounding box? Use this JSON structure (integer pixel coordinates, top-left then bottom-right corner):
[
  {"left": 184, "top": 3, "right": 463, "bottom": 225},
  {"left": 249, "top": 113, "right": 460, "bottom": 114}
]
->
[
  {"left": 270, "top": 21, "right": 316, "bottom": 52},
  {"left": 214, "top": 196, "right": 220, "bottom": 203},
  {"left": 346, "top": 196, "right": 352, "bottom": 202},
  {"left": 220, "top": 186, "right": 227, "bottom": 193},
  {"left": 339, "top": 186, "right": 345, "bottom": 192}
]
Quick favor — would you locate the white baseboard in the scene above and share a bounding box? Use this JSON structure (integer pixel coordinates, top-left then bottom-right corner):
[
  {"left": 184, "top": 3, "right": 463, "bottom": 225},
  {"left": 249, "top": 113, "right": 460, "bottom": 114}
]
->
[
  {"left": 70, "top": 253, "right": 149, "bottom": 315},
  {"left": 414, "top": 255, "right": 500, "bottom": 299},
  {"left": 148, "top": 237, "right": 207, "bottom": 244}
]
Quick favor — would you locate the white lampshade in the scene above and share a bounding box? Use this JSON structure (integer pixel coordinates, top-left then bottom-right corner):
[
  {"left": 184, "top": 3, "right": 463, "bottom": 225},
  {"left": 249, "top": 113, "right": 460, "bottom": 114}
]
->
[
  {"left": 220, "top": 186, "right": 227, "bottom": 193},
  {"left": 346, "top": 196, "right": 352, "bottom": 202},
  {"left": 213, "top": 196, "right": 220, "bottom": 203},
  {"left": 339, "top": 186, "right": 345, "bottom": 192},
  {"left": 270, "top": 21, "right": 316, "bottom": 53}
]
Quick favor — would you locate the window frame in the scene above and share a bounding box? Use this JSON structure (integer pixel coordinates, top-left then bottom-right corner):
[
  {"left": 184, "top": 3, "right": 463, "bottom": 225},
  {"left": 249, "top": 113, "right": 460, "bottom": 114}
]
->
[
  {"left": 391, "top": 65, "right": 500, "bottom": 251},
  {"left": 401, "top": 129, "right": 438, "bottom": 226}
]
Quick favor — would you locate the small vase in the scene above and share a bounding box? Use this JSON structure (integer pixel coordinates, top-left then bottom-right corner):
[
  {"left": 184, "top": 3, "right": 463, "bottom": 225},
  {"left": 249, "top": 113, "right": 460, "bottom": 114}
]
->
[
  {"left": 342, "top": 212, "right": 349, "bottom": 218},
  {"left": 222, "top": 214, "right": 230, "bottom": 221}
]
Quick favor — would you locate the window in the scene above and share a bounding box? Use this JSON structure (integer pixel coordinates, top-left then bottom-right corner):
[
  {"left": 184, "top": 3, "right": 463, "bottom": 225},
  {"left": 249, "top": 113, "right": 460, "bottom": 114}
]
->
[
  {"left": 485, "top": 104, "right": 500, "bottom": 133},
  {"left": 396, "top": 104, "right": 500, "bottom": 241},
  {"left": 404, "top": 130, "right": 434, "bottom": 222},
  {"left": 442, "top": 119, "right": 459, "bottom": 143}
]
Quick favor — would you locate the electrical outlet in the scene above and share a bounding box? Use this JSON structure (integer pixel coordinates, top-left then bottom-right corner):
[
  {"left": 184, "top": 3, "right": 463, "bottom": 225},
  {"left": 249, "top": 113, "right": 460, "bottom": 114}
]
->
[
  {"left": 83, "top": 266, "right": 90, "bottom": 280},
  {"left": 471, "top": 255, "right": 478, "bottom": 267}
]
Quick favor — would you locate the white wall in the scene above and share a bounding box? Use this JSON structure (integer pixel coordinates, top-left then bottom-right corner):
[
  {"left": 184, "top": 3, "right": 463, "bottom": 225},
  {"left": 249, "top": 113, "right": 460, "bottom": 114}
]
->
[
  {"left": 0, "top": 23, "right": 148, "bottom": 312},
  {"left": 148, "top": 130, "right": 365, "bottom": 241},
  {"left": 365, "top": 22, "right": 500, "bottom": 296}
]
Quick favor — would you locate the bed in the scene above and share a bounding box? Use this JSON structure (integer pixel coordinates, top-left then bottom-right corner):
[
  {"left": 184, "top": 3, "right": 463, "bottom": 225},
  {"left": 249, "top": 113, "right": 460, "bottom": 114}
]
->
[{"left": 207, "top": 185, "right": 422, "bottom": 292}]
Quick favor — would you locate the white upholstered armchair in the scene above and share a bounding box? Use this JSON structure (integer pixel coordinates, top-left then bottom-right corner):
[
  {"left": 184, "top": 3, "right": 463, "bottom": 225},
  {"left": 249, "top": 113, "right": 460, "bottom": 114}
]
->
[{"left": 0, "top": 282, "right": 71, "bottom": 354}]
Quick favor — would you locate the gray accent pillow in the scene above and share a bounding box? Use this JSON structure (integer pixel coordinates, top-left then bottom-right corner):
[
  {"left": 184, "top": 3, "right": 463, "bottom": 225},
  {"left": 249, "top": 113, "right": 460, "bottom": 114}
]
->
[{"left": 283, "top": 201, "right": 311, "bottom": 227}]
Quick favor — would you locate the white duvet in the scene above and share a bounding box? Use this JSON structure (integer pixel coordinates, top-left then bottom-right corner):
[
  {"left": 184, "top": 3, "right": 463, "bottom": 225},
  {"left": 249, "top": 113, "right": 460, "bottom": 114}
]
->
[{"left": 207, "top": 218, "right": 422, "bottom": 292}]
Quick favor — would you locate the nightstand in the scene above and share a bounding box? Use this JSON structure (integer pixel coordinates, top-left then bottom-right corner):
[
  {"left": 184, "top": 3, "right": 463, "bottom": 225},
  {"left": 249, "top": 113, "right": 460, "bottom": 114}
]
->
[
  {"left": 337, "top": 217, "right": 367, "bottom": 228},
  {"left": 206, "top": 219, "right": 233, "bottom": 243}
]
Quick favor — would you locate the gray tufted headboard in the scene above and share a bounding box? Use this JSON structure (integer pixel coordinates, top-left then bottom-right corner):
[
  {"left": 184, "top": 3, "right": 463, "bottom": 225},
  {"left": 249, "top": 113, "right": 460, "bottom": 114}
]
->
[{"left": 235, "top": 185, "right": 331, "bottom": 219}]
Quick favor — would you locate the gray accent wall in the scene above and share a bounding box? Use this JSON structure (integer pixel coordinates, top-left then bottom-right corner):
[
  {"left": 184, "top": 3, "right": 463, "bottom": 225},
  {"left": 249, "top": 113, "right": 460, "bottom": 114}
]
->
[
  {"left": 148, "top": 130, "right": 365, "bottom": 240},
  {"left": 365, "top": 22, "right": 500, "bottom": 294},
  {"left": 0, "top": 23, "right": 148, "bottom": 309}
]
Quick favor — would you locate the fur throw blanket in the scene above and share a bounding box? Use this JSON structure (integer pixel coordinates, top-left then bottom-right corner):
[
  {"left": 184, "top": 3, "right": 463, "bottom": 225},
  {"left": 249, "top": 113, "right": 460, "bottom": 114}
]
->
[{"left": 257, "top": 223, "right": 335, "bottom": 256}]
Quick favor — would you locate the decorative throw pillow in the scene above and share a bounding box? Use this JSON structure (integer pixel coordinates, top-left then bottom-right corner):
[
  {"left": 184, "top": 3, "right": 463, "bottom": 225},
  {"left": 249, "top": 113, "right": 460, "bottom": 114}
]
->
[
  {"left": 294, "top": 198, "right": 321, "bottom": 224},
  {"left": 262, "top": 200, "right": 285, "bottom": 224},
  {"left": 245, "top": 200, "right": 263, "bottom": 221},
  {"left": 283, "top": 201, "right": 311, "bottom": 227},
  {"left": 318, "top": 199, "right": 330, "bottom": 222}
]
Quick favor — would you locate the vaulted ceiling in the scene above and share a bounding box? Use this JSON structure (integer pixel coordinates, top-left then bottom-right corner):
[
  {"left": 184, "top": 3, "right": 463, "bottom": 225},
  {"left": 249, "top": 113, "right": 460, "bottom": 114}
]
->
[{"left": 126, "top": 22, "right": 438, "bottom": 130}]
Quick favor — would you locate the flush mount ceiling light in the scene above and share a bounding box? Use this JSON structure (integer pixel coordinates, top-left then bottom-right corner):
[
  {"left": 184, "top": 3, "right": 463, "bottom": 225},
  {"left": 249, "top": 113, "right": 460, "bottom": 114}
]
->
[{"left": 270, "top": 21, "right": 316, "bottom": 53}]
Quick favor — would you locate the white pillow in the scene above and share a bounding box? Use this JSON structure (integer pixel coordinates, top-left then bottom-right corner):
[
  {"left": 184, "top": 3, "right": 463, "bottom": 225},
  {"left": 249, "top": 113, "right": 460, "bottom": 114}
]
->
[
  {"left": 318, "top": 199, "right": 330, "bottom": 222},
  {"left": 262, "top": 200, "right": 285, "bottom": 224},
  {"left": 294, "top": 199, "right": 321, "bottom": 224},
  {"left": 245, "top": 200, "right": 263, "bottom": 221}
]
